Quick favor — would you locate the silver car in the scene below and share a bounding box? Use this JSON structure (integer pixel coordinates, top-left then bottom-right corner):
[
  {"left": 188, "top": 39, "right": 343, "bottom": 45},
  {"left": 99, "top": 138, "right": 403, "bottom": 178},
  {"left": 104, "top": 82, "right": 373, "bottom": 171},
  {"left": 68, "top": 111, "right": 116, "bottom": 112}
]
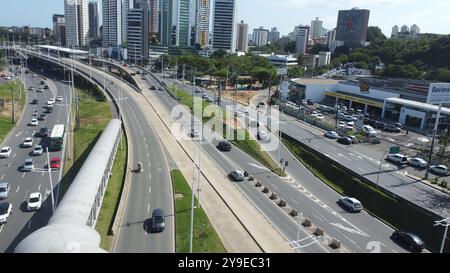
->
[{"left": 0, "top": 183, "right": 10, "bottom": 200}]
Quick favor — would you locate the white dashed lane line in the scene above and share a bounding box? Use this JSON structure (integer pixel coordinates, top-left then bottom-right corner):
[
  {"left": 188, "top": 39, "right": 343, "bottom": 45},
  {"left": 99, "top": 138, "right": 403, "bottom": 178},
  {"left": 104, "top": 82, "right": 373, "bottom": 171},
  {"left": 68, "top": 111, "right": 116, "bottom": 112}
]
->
[
  {"left": 0, "top": 174, "right": 4, "bottom": 180},
  {"left": 16, "top": 185, "right": 20, "bottom": 193}
]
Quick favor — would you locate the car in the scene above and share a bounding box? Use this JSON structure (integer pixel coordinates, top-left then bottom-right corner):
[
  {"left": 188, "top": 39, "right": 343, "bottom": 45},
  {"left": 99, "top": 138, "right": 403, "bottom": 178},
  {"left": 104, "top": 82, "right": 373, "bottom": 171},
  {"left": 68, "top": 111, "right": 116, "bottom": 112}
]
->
[
  {"left": 338, "top": 121, "right": 346, "bottom": 128},
  {"left": 40, "top": 80, "right": 45, "bottom": 85},
  {"left": 0, "top": 146, "right": 11, "bottom": 158},
  {"left": 150, "top": 86, "right": 156, "bottom": 90},
  {"left": 37, "top": 88, "right": 44, "bottom": 92},
  {"left": 430, "top": 165, "right": 450, "bottom": 176},
  {"left": 257, "top": 130, "right": 269, "bottom": 141},
  {"left": 307, "top": 99, "right": 314, "bottom": 105},
  {"left": 217, "top": 141, "right": 232, "bottom": 152},
  {"left": 32, "top": 145, "right": 44, "bottom": 156},
  {"left": 47, "top": 101, "right": 54, "bottom": 107},
  {"left": 338, "top": 197, "right": 363, "bottom": 212},
  {"left": 347, "top": 121, "right": 355, "bottom": 127},
  {"left": 0, "top": 183, "right": 11, "bottom": 200},
  {"left": 49, "top": 97, "right": 56, "bottom": 103},
  {"left": 28, "top": 87, "right": 35, "bottom": 91},
  {"left": 316, "top": 114, "right": 325, "bottom": 120},
  {"left": 301, "top": 100, "right": 307, "bottom": 105},
  {"left": 387, "top": 154, "right": 409, "bottom": 165},
  {"left": 158, "top": 87, "right": 164, "bottom": 91},
  {"left": 50, "top": 157, "right": 61, "bottom": 170},
  {"left": 362, "top": 125, "right": 377, "bottom": 135},
  {"left": 44, "top": 85, "right": 49, "bottom": 90},
  {"left": 367, "top": 135, "right": 381, "bottom": 144},
  {"left": 391, "top": 231, "right": 425, "bottom": 252},
  {"left": 46, "top": 106, "right": 53, "bottom": 113},
  {"left": 30, "top": 118, "right": 38, "bottom": 126},
  {"left": 229, "top": 170, "right": 245, "bottom": 181},
  {"left": 374, "top": 121, "right": 386, "bottom": 130},
  {"left": 324, "top": 131, "right": 339, "bottom": 139},
  {"left": 408, "top": 158, "right": 428, "bottom": 169},
  {"left": 27, "top": 192, "right": 42, "bottom": 211},
  {"left": 393, "top": 122, "right": 403, "bottom": 129},
  {"left": 38, "top": 127, "right": 49, "bottom": 137},
  {"left": 384, "top": 124, "right": 402, "bottom": 133},
  {"left": 337, "top": 136, "right": 353, "bottom": 145},
  {"left": 234, "top": 111, "right": 244, "bottom": 118},
  {"left": 310, "top": 111, "right": 318, "bottom": 118},
  {"left": 31, "top": 98, "right": 38, "bottom": 105},
  {"left": 151, "top": 208, "right": 165, "bottom": 232},
  {"left": 258, "top": 102, "right": 265, "bottom": 108},
  {"left": 343, "top": 115, "right": 353, "bottom": 122},
  {"left": 190, "top": 129, "right": 200, "bottom": 138},
  {"left": 205, "top": 96, "right": 214, "bottom": 103},
  {"left": 346, "top": 135, "right": 357, "bottom": 144},
  {"left": 22, "top": 137, "right": 33, "bottom": 148},
  {"left": 23, "top": 158, "right": 34, "bottom": 172},
  {"left": 194, "top": 88, "right": 202, "bottom": 93},
  {"left": 0, "top": 202, "right": 12, "bottom": 224},
  {"left": 38, "top": 113, "right": 46, "bottom": 121},
  {"left": 56, "top": 96, "right": 63, "bottom": 101}
]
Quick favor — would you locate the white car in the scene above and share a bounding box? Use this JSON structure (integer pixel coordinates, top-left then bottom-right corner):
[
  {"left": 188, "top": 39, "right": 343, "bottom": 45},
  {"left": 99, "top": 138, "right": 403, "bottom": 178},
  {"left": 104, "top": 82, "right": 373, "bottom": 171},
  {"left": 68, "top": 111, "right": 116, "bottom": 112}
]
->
[
  {"left": 235, "top": 111, "right": 244, "bottom": 118},
  {"left": 22, "top": 137, "right": 33, "bottom": 148},
  {"left": 347, "top": 121, "right": 355, "bottom": 127},
  {"left": 257, "top": 130, "right": 270, "bottom": 141},
  {"left": 317, "top": 114, "right": 325, "bottom": 120},
  {"left": 324, "top": 131, "right": 340, "bottom": 139},
  {"left": 49, "top": 97, "right": 56, "bottom": 103},
  {"left": 37, "top": 88, "right": 44, "bottom": 92},
  {"left": 32, "top": 145, "right": 44, "bottom": 156},
  {"left": 30, "top": 118, "right": 38, "bottom": 126},
  {"left": 47, "top": 101, "right": 54, "bottom": 107},
  {"left": 363, "top": 125, "right": 377, "bottom": 135},
  {"left": 190, "top": 129, "right": 200, "bottom": 138},
  {"left": 338, "top": 121, "right": 346, "bottom": 128},
  {"left": 56, "top": 96, "right": 63, "bottom": 101},
  {"left": 0, "top": 202, "right": 12, "bottom": 224},
  {"left": 338, "top": 197, "right": 363, "bottom": 212},
  {"left": 27, "top": 192, "right": 42, "bottom": 211},
  {"left": 387, "top": 154, "right": 408, "bottom": 165},
  {"left": 23, "top": 158, "right": 34, "bottom": 172},
  {"left": 311, "top": 111, "right": 318, "bottom": 118},
  {"left": 0, "top": 146, "right": 11, "bottom": 158},
  {"left": 408, "top": 158, "right": 428, "bottom": 168},
  {"left": 430, "top": 165, "right": 450, "bottom": 176}
]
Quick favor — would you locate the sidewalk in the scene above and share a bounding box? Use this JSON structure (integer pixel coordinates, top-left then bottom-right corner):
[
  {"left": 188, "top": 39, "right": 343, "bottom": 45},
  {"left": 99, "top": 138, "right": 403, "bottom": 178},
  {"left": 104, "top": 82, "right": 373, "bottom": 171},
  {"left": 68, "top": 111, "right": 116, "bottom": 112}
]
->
[{"left": 129, "top": 76, "right": 292, "bottom": 252}]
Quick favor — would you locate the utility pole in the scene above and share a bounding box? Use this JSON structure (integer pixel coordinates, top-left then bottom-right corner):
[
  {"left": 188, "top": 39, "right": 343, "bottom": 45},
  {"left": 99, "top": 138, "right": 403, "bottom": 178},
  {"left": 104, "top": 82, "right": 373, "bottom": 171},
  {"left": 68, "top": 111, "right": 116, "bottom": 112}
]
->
[
  {"left": 425, "top": 104, "right": 442, "bottom": 179},
  {"left": 46, "top": 147, "right": 56, "bottom": 214},
  {"left": 434, "top": 213, "right": 450, "bottom": 253},
  {"left": 11, "top": 87, "right": 15, "bottom": 124}
]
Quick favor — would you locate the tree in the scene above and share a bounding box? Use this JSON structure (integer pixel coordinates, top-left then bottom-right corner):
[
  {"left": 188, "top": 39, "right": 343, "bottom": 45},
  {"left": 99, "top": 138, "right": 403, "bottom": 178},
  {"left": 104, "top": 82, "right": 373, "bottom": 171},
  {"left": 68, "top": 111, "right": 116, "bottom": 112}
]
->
[
  {"left": 288, "top": 66, "right": 304, "bottom": 78},
  {"left": 211, "top": 49, "right": 227, "bottom": 59},
  {"left": 309, "top": 43, "right": 329, "bottom": 54},
  {"left": 284, "top": 41, "right": 296, "bottom": 54},
  {"left": 355, "top": 61, "right": 369, "bottom": 69},
  {"left": 366, "top": 26, "right": 386, "bottom": 43}
]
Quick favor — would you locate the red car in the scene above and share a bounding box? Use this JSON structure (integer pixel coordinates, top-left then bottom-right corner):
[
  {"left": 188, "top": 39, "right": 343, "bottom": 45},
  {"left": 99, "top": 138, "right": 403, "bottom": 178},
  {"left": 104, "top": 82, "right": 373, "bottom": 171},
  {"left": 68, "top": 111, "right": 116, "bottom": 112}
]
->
[{"left": 50, "top": 157, "right": 61, "bottom": 169}]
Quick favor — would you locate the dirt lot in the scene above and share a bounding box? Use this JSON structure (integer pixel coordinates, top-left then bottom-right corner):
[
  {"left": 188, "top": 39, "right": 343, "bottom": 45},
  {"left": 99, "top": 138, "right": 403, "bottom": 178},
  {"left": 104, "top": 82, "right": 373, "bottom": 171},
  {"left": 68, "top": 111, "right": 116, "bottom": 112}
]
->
[{"left": 220, "top": 90, "right": 258, "bottom": 106}]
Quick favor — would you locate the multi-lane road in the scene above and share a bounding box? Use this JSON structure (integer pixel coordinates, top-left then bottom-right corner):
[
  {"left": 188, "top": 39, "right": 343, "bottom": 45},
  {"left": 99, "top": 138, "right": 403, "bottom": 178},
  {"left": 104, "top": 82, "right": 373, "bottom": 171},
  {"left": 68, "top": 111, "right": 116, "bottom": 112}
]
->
[{"left": 0, "top": 67, "right": 71, "bottom": 252}]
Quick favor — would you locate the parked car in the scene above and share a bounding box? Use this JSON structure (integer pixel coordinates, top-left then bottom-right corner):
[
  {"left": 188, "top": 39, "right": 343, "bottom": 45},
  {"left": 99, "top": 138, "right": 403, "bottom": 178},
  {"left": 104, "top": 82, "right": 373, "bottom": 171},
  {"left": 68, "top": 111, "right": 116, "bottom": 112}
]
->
[
  {"left": 374, "top": 121, "right": 386, "bottom": 130},
  {"left": 324, "top": 131, "right": 339, "bottom": 139},
  {"left": 28, "top": 87, "right": 35, "bottom": 91},
  {"left": 393, "top": 122, "right": 403, "bottom": 129},
  {"left": 22, "top": 137, "right": 33, "bottom": 148},
  {"left": 362, "top": 125, "right": 377, "bottom": 135},
  {"left": 337, "top": 136, "right": 353, "bottom": 145},
  {"left": 343, "top": 115, "right": 354, "bottom": 122},
  {"left": 384, "top": 124, "right": 402, "bottom": 133},
  {"left": 228, "top": 170, "right": 245, "bottom": 181},
  {"left": 316, "top": 114, "right": 325, "bottom": 120},
  {"left": 391, "top": 231, "right": 425, "bottom": 252},
  {"left": 50, "top": 157, "right": 61, "bottom": 170},
  {"left": 338, "top": 197, "right": 363, "bottom": 212},
  {"left": 0, "top": 183, "right": 10, "bottom": 200},
  {"left": 430, "top": 165, "right": 450, "bottom": 176},
  {"left": 347, "top": 121, "right": 355, "bottom": 127},
  {"left": 205, "top": 96, "right": 214, "bottom": 103},
  {"left": 338, "top": 121, "right": 346, "bottom": 128},
  {"left": 151, "top": 208, "right": 165, "bottom": 232},
  {"left": 307, "top": 99, "right": 314, "bottom": 105},
  {"left": 387, "top": 154, "right": 409, "bottom": 165},
  {"left": 190, "top": 129, "right": 200, "bottom": 138},
  {"left": 27, "top": 192, "right": 42, "bottom": 211},
  {"left": 408, "top": 158, "right": 428, "bottom": 169},
  {"left": 23, "top": 158, "right": 34, "bottom": 172},
  {"left": 346, "top": 135, "right": 357, "bottom": 144},
  {"left": 0, "top": 202, "right": 12, "bottom": 224},
  {"left": 217, "top": 141, "right": 232, "bottom": 152},
  {"left": 0, "top": 146, "right": 11, "bottom": 158},
  {"left": 44, "top": 85, "right": 49, "bottom": 90},
  {"left": 257, "top": 130, "right": 270, "bottom": 141}
]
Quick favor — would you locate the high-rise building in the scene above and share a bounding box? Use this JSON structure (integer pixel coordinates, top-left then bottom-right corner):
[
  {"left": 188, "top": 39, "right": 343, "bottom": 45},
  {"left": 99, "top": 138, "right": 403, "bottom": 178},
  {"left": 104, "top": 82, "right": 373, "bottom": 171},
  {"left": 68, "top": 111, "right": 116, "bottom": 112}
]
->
[
  {"left": 268, "top": 27, "right": 280, "bottom": 43},
  {"left": 212, "top": 0, "right": 237, "bottom": 53},
  {"left": 391, "top": 25, "right": 399, "bottom": 37},
  {"left": 335, "top": 7, "right": 370, "bottom": 48},
  {"left": 318, "top": 51, "right": 331, "bottom": 67},
  {"left": 326, "top": 28, "right": 336, "bottom": 49},
  {"left": 252, "top": 27, "right": 269, "bottom": 46},
  {"left": 194, "top": 0, "right": 211, "bottom": 48},
  {"left": 173, "top": 0, "right": 191, "bottom": 47},
  {"left": 236, "top": 20, "right": 248, "bottom": 52},
  {"left": 159, "top": 0, "right": 171, "bottom": 45},
  {"left": 127, "top": 4, "right": 149, "bottom": 64},
  {"left": 88, "top": 1, "right": 99, "bottom": 39},
  {"left": 52, "top": 14, "right": 66, "bottom": 46},
  {"left": 102, "top": 0, "right": 123, "bottom": 48},
  {"left": 122, "top": 0, "right": 130, "bottom": 43},
  {"left": 295, "top": 26, "right": 309, "bottom": 54},
  {"left": 64, "top": 0, "right": 89, "bottom": 47},
  {"left": 410, "top": 24, "right": 420, "bottom": 34},
  {"left": 148, "top": 0, "right": 159, "bottom": 38},
  {"left": 400, "top": 24, "right": 409, "bottom": 33},
  {"left": 310, "top": 17, "right": 323, "bottom": 39}
]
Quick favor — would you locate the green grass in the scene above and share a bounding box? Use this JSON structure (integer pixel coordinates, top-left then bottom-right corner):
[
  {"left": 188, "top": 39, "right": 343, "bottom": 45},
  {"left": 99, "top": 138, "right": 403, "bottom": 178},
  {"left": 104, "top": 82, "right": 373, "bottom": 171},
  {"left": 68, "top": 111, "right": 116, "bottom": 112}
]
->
[
  {"left": 168, "top": 86, "right": 285, "bottom": 176},
  {"left": 0, "top": 80, "right": 26, "bottom": 144},
  {"left": 95, "top": 135, "right": 127, "bottom": 251},
  {"left": 171, "top": 169, "right": 226, "bottom": 253}
]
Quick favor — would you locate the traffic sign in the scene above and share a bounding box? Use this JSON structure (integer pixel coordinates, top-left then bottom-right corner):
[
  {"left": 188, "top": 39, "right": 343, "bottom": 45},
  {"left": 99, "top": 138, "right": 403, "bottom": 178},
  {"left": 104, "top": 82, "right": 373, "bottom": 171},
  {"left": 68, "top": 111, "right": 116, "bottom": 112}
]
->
[
  {"left": 277, "top": 68, "right": 288, "bottom": 76},
  {"left": 389, "top": 146, "right": 400, "bottom": 154}
]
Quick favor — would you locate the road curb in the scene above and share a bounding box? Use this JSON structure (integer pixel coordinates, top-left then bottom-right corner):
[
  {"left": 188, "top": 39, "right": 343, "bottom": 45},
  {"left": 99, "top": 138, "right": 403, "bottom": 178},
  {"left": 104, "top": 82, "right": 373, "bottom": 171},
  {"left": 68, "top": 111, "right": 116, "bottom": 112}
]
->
[{"left": 405, "top": 174, "right": 450, "bottom": 195}]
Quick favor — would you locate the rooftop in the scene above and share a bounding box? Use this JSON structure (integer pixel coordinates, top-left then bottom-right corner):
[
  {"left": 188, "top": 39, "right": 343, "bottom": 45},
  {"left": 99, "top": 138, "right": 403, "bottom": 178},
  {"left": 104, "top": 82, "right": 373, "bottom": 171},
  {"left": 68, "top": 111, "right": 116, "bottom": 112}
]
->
[
  {"left": 386, "top": 97, "right": 450, "bottom": 115},
  {"left": 36, "top": 45, "right": 88, "bottom": 55}
]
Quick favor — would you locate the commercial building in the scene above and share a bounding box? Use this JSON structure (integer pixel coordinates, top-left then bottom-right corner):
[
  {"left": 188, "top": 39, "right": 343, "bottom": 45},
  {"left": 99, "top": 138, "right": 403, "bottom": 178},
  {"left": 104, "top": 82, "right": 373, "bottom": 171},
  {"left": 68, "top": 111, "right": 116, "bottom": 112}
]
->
[
  {"left": 266, "top": 54, "right": 298, "bottom": 67},
  {"left": 127, "top": 5, "right": 149, "bottom": 64},
  {"left": 88, "top": 1, "right": 99, "bottom": 39},
  {"left": 64, "top": 0, "right": 89, "bottom": 47},
  {"left": 52, "top": 14, "right": 66, "bottom": 46},
  {"left": 212, "top": 0, "right": 237, "bottom": 53},
  {"left": 268, "top": 27, "right": 280, "bottom": 43},
  {"left": 148, "top": 0, "right": 159, "bottom": 38},
  {"left": 102, "top": 0, "right": 123, "bottom": 48},
  {"left": 158, "top": 0, "right": 192, "bottom": 47},
  {"left": 194, "top": 0, "right": 211, "bottom": 48},
  {"left": 252, "top": 27, "right": 269, "bottom": 46},
  {"left": 295, "top": 26, "right": 309, "bottom": 54},
  {"left": 310, "top": 17, "right": 323, "bottom": 39},
  {"left": 335, "top": 7, "right": 370, "bottom": 48},
  {"left": 236, "top": 20, "right": 248, "bottom": 52},
  {"left": 318, "top": 51, "right": 331, "bottom": 67},
  {"left": 289, "top": 78, "right": 450, "bottom": 131}
]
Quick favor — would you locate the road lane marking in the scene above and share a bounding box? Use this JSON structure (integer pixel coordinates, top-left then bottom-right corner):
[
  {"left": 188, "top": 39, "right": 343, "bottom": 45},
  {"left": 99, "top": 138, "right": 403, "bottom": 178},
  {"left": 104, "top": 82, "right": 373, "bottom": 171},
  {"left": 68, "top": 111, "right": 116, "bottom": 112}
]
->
[
  {"left": 149, "top": 186, "right": 152, "bottom": 194},
  {"left": 0, "top": 174, "right": 4, "bottom": 180},
  {"left": 147, "top": 204, "right": 150, "bottom": 212},
  {"left": 38, "top": 184, "right": 41, "bottom": 191},
  {"left": 0, "top": 225, "right": 3, "bottom": 233},
  {"left": 27, "top": 220, "right": 32, "bottom": 230},
  {"left": 7, "top": 163, "right": 11, "bottom": 167},
  {"left": 22, "top": 173, "right": 26, "bottom": 178},
  {"left": 149, "top": 173, "right": 152, "bottom": 180},
  {"left": 16, "top": 185, "right": 20, "bottom": 193},
  {"left": 13, "top": 153, "right": 17, "bottom": 159}
]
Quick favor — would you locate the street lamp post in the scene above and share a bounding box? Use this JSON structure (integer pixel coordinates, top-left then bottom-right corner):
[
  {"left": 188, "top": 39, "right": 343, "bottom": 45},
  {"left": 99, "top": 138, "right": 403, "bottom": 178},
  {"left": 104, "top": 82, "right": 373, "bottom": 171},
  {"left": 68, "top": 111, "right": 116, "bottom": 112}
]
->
[
  {"left": 425, "top": 104, "right": 443, "bottom": 179},
  {"left": 434, "top": 213, "right": 450, "bottom": 253},
  {"left": 46, "top": 147, "right": 56, "bottom": 214}
]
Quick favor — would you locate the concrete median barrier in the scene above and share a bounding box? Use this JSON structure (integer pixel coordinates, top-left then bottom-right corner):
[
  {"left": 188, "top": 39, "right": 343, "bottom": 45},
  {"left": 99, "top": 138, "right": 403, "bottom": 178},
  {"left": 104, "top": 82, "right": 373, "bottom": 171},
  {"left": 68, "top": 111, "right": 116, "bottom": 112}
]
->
[
  {"left": 330, "top": 238, "right": 341, "bottom": 249},
  {"left": 302, "top": 218, "right": 312, "bottom": 227},
  {"left": 290, "top": 209, "right": 299, "bottom": 217},
  {"left": 262, "top": 187, "right": 270, "bottom": 193},
  {"left": 278, "top": 199, "right": 287, "bottom": 207},
  {"left": 270, "top": 192, "right": 277, "bottom": 200},
  {"left": 254, "top": 181, "right": 262, "bottom": 187},
  {"left": 314, "top": 227, "right": 324, "bottom": 236}
]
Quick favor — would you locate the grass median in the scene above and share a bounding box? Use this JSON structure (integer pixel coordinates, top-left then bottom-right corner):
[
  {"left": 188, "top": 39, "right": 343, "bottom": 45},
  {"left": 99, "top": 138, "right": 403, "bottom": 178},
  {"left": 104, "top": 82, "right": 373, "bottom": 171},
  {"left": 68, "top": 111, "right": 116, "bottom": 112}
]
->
[
  {"left": 171, "top": 169, "right": 226, "bottom": 253},
  {"left": 0, "top": 80, "right": 26, "bottom": 144},
  {"left": 168, "top": 86, "right": 285, "bottom": 177},
  {"left": 95, "top": 135, "right": 127, "bottom": 251}
]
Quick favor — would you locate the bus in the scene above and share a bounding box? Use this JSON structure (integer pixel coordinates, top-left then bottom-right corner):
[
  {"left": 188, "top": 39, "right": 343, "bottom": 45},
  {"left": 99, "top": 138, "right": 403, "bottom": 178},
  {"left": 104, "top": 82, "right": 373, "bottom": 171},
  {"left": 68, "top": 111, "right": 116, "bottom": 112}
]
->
[{"left": 49, "top": 124, "right": 65, "bottom": 152}]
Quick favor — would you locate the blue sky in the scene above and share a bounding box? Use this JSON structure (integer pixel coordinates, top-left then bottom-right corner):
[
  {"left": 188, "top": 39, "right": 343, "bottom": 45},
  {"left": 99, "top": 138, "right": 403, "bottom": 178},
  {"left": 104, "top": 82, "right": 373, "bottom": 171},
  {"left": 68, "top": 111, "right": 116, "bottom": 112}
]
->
[{"left": 0, "top": 0, "right": 449, "bottom": 37}]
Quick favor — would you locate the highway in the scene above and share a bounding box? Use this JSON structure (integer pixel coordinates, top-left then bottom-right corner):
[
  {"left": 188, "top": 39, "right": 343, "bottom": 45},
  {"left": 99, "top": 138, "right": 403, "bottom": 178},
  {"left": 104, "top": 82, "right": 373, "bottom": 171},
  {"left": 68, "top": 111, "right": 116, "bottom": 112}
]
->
[
  {"left": 63, "top": 59, "right": 175, "bottom": 253},
  {"left": 138, "top": 71, "right": 409, "bottom": 253},
  {"left": 0, "top": 67, "right": 71, "bottom": 252}
]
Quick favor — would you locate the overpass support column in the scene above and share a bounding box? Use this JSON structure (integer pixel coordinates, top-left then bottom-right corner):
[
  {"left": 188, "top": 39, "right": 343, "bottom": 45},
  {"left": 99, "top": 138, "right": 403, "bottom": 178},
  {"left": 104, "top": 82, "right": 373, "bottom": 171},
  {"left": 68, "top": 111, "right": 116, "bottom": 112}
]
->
[
  {"left": 349, "top": 100, "right": 353, "bottom": 109},
  {"left": 364, "top": 104, "right": 368, "bottom": 114}
]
